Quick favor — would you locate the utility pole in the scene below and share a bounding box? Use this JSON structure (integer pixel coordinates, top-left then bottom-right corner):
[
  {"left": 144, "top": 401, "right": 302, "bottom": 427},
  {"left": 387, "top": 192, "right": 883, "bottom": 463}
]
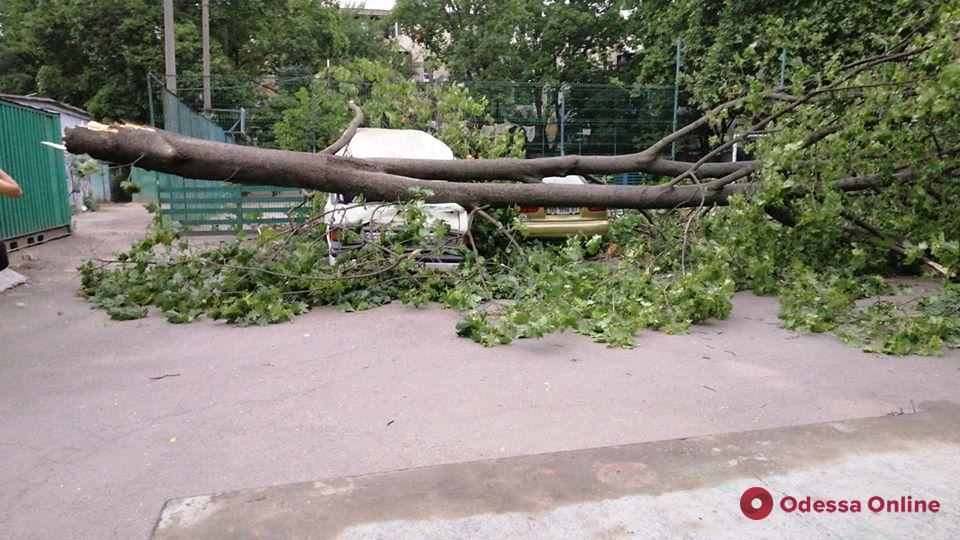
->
[
  {"left": 202, "top": 0, "right": 211, "bottom": 113},
  {"left": 163, "top": 0, "right": 177, "bottom": 93}
]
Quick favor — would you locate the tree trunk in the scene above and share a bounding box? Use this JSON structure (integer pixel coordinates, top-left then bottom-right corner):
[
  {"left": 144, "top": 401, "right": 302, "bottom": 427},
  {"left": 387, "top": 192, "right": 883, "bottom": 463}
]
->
[
  {"left": 65, "top": 123, "right": 759, "bottom": 210},
  {"left": 63, "top": 123, "right": 888, "bottom": 212}
]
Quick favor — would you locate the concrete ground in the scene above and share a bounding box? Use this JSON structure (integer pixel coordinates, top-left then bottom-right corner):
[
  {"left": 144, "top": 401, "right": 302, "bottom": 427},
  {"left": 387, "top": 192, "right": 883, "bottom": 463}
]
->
[
  {"left": 2, "top": 203, "right": 959, "bottom": 538},
  {"left": 153, "top": 405, "right": 960, "bottom": 539}
]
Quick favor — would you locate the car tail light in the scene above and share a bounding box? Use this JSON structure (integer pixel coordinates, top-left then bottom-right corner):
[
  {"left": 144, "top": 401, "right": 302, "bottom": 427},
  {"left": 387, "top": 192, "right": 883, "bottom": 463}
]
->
[
  {"left": 520, "top": 207, "right": 539, "bottom": 213},
  {"left": 328, "top": 228, "right": 341, "bottom": 241},
  {"left": 588, "top": 207, "right": 606, "bottom": 212}
]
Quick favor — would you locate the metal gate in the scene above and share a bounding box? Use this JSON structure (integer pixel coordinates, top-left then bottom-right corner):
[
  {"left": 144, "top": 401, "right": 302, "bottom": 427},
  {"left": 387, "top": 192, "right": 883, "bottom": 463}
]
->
[
  {"left": 0, "top": 99, "right": 72, "bottom": 249},
  {"left": 145, "top": 77, "right": 311, "bottom": 236}
]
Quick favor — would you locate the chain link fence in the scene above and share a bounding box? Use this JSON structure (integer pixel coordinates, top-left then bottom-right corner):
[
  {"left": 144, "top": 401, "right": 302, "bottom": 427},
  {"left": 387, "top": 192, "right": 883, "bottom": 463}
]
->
[
  {"left": 464, "top": 82, "right": 675, "bottom": 158},
  {"left": 151, "top": 75, "right": 683, "bottom": 184}
]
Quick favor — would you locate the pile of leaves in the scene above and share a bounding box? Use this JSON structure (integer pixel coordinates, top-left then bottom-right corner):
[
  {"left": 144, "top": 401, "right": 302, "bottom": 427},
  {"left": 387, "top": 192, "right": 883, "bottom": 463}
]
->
[
  {"left": 78, "top": 201, "right": 735, "bottom": 344},
  {"left": 78, "top": 194, "right": 959, "bottom": 355}
]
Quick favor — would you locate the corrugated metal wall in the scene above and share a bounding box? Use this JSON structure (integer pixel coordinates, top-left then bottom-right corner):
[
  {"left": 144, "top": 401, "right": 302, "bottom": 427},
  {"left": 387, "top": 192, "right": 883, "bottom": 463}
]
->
[{"left": 0, "top": 100, "right": 72, "bottom": 242}]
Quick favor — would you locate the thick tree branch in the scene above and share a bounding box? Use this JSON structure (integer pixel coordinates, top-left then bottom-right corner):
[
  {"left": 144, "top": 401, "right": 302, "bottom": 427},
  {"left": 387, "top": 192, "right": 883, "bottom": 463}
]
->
[
  {"left": 661, "top": 45, "right": 933, "bottom": 190},
  {"left": 706, "top": 162, "right": 760, "bottom": 191},
  {"left": 848, "top": 216, "right": 950, "bottom": 277},
  {"left": 65, "top": 123, "right": 935, "bottom": 212},
  {"left": 644, "top": 97, "right": 743, "bottom": 157},
  {"left": 836, "top": 46, "right": 932, "bottom": 75},
  {"left": 64, "top": 123, "right": 759, "bottom": 210},
  {"left": 319, "top": 101, "right": 364, "bottom": 155},
  {"left": 336, "top": 93, "right": 758, "bottom": 183},
  {"left": 800, "top": 124, "right": 842, "bottom": 149},
  {"left": 365, "top": 153, "right": 750, "bottom": 184}
]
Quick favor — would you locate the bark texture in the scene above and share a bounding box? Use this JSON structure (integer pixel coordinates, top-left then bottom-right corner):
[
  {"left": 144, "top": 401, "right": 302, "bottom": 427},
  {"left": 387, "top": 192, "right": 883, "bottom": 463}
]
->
[
  {"left": 62, "top": 122, "right": 892, "bottom": 211},
  {"left": 65, "top": 123, "right": 761, "bottom": 210},
  {"left": 319, "top": 101, "right": 364, "bottom": 155}
]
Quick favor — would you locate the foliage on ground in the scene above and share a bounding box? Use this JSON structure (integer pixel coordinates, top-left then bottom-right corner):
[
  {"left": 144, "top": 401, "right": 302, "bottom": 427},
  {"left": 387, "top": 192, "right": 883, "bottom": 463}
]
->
[{"left": 78, "top": 197, "right": 959, "bottom": 356}]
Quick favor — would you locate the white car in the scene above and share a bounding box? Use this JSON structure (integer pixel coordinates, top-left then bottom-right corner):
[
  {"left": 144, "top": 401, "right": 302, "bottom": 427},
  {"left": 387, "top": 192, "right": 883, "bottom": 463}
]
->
[{"left": 324, "top": 128, "right": 470, "bottom": 270}]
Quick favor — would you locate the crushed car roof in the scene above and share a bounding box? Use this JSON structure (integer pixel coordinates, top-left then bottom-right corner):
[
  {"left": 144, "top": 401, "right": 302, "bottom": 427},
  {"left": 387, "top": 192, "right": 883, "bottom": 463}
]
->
[{"left": 336, "top": 128, "right": 455, "bottom": 160}]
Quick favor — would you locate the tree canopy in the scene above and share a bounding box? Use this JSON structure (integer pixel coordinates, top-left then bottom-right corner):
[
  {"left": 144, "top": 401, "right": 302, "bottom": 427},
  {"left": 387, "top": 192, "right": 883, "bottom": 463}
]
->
[
  {"left": 622, "top": 0, "right": 939, "bottom": 106},
  {"left": 2, "top": 0, "right": 939, "bottom": 122},
  {"left": 271, "top": 58, "right": 525, "bottom": 157},
  {"left": 0, "top": 0, "right": 393, "bottom": 121},
  {"left": 389, "top": 0, "right": 631, "bottom": 82}
]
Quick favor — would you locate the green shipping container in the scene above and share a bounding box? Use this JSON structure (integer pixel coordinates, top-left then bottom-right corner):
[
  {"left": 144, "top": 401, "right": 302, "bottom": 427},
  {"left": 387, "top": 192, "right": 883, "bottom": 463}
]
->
[{"left": 0, "top": 99, "right": 72, "bottom": 248}]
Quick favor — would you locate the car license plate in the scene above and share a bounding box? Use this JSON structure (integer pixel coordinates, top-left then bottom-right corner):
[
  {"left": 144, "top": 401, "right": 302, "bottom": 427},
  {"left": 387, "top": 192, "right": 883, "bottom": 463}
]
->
[{"left": 547, "top": 207, "right": 580, "bottom": 216}]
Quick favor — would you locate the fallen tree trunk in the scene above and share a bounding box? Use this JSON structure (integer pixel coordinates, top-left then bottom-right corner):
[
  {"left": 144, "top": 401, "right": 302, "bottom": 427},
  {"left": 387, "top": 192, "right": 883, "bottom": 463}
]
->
[
  {"left": 365, "top": 154, "right": 748, "bottom": 184},
  {"left": 65, "top": 123, "right": 760, "bottom": 209},
  {"left": 63, "top": 122, "right": 887, "bottom": 211}
]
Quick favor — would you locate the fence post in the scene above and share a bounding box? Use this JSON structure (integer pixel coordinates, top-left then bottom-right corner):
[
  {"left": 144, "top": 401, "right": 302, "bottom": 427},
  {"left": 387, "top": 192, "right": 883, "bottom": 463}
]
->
[
  {"left": 780, "top": 48, "right": 788, "bottom": 87},
  {"left": 671, "top": 38, "right": 682, "bottom": 159},
  {"left": 147, "top": 75, "right": 156, "bottom": 127},
  {"left": 558, "top": 83, "right": 566, "bottom": 157},
  {"left": 236, "top": 197, "right": 244, "bottom": 232}
]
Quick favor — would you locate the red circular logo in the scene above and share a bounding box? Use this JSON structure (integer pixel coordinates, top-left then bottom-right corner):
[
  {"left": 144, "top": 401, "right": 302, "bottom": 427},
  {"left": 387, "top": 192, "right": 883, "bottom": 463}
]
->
[{"left": 740, "top": 486, "right": 774, "bottom": 520}]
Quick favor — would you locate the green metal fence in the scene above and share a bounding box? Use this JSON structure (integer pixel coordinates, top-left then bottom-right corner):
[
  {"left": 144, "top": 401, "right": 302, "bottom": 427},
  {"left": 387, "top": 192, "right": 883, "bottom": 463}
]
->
[
  {"left": 0, "top": 99, "right": 72, "bottom": 248},
  {"left": 146, "top": 77, "right": 311, "bottom": 235}
]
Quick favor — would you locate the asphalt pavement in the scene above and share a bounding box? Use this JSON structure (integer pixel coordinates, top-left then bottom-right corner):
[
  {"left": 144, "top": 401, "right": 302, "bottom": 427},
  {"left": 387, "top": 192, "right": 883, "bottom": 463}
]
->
[{"left": 2, "top": 204, "right": 959, "bottom": 538}]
